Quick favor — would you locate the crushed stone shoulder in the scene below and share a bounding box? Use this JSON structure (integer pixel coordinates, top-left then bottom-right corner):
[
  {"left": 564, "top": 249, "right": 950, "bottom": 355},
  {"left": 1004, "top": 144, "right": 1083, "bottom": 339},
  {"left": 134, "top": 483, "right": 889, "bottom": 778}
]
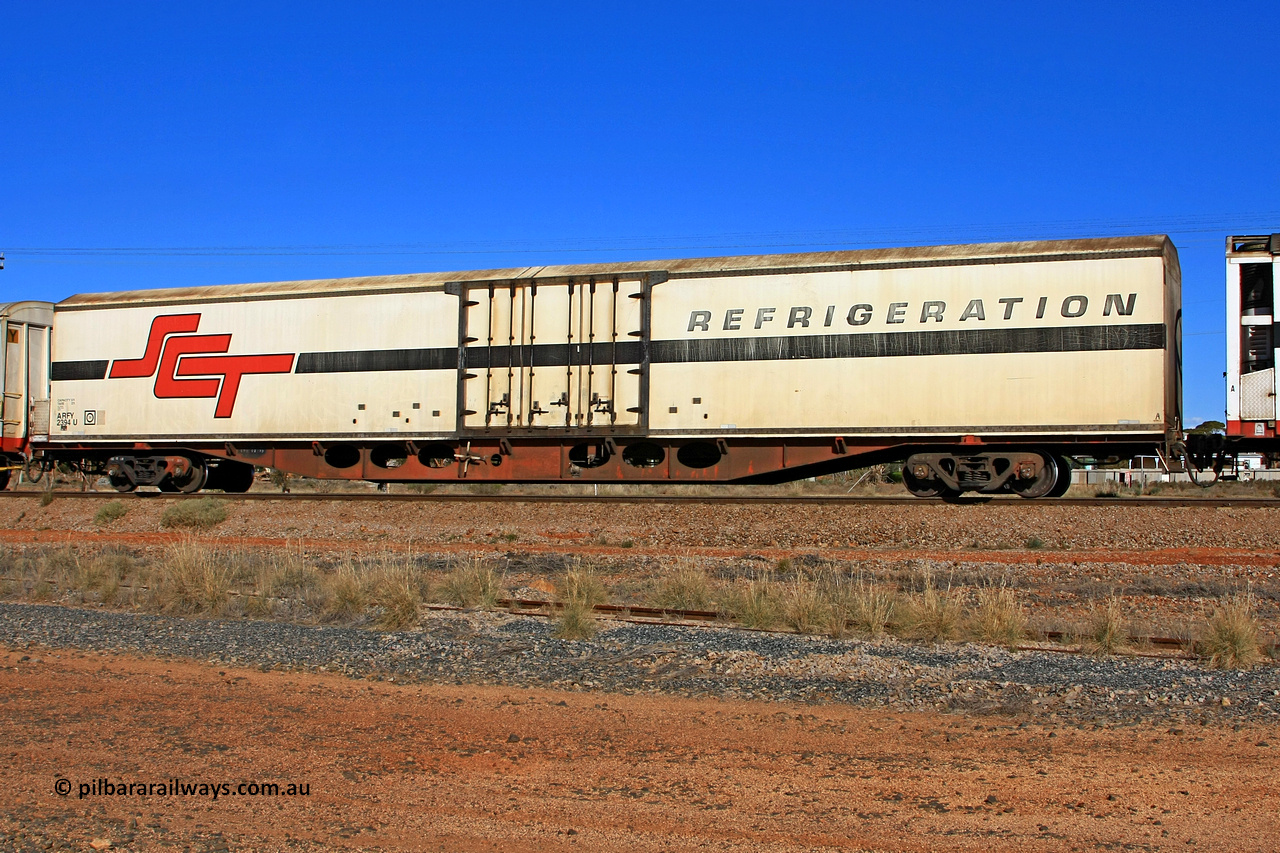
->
[{"left": 2, "top": 602, "right": 1276, "bottom": 725}]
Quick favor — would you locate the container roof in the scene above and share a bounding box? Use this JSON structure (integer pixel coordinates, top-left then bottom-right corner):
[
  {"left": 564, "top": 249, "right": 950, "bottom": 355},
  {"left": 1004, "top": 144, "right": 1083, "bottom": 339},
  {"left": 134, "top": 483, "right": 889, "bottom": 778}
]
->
[
  {"left": 0, "top": 301, "right": 56, "bottom": 323},
  {"left": 57, "top": 235, "right": 1174, "bottom": 309}
]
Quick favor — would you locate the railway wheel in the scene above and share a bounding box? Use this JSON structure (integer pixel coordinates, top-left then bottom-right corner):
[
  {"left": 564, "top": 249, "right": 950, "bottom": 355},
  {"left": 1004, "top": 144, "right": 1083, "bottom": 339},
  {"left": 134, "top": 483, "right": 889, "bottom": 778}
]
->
[
  {"left": 903, "top": 459, "right": 962, "bottom": 499},
  {"left": 1048, "top": 456, "right": 1073, "bottom": 498},
  {"left": 108, "top": 470, "right": 136, "bottom": 493},
  {"left": 1010, "top": 453, "right": 1059, "bottom": 499},
  {"left": 0, "top": 467, "right": 9, "bottom": 491},
  {"left": 168, "top": 462, "right": 207, "bottom": 494},
  {"left": 903, "top": 467, "right": 946, "bottom": 498}
]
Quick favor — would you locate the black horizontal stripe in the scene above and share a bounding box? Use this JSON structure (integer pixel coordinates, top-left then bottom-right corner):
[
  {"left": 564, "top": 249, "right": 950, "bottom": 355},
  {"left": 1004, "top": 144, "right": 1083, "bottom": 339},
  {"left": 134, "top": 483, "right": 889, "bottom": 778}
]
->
[
  {"left": 97, "top": 322, "right": 1164, "bottom": 379},
  {"left": 295, "top": 347, "right": 456, "bottom": 373},
  {"left": 51, "top": 360, "right": 109, "bottom": 381},
  {"left": 467, "top": 340, "right": 644, "bottom": 369},
  {"left": 649, "top": 323, "right": 1165, "bottom": 363}
]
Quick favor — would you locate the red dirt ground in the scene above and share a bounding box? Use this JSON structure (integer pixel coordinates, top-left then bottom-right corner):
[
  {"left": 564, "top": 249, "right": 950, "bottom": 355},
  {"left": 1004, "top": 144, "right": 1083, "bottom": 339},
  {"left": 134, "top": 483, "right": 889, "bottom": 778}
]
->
[{"left": 2, "top": 647, "right": 1277, "bottom": 852}]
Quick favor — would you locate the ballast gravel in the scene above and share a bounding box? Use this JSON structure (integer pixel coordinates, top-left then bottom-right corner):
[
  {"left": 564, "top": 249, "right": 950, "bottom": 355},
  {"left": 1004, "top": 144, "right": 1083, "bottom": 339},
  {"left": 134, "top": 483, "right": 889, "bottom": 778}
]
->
[
  {"left": 10, "top": 494, "right": 1280, "bottom": 553},
  {"left": 2, "top": 602, "right": 1277, "bottom": 725}
]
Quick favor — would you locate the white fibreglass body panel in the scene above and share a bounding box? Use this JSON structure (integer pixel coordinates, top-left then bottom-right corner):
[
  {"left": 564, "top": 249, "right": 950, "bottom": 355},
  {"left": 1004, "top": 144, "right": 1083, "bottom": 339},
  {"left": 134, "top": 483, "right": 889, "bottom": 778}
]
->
[{"left": 49, "top": 291, "right": 457, "bottom": 440}]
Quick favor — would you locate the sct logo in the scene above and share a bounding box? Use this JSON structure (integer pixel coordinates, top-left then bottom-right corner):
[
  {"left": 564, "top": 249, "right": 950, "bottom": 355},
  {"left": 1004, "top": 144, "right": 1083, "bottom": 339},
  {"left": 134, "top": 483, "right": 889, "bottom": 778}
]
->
[{"left": 109, "top": 314, "right": 294, "bottom": 419}]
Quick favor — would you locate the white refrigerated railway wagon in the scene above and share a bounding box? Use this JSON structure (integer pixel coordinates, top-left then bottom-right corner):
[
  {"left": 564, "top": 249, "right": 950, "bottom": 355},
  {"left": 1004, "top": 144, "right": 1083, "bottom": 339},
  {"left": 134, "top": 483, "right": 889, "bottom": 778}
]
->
[{"left": 3, "top": 235, "right": 1181, "bottom": 496}]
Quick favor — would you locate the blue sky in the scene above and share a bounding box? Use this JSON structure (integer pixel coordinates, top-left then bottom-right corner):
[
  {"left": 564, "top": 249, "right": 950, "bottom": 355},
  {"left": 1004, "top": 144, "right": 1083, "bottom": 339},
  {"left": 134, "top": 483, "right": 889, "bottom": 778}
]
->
[{"left": 2, "top": 2, "right": 1277, "bottom": 427}]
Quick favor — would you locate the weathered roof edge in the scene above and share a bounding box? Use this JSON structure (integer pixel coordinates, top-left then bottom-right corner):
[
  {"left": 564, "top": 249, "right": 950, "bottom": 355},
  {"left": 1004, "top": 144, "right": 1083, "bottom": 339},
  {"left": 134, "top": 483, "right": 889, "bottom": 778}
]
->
[{"left": 58, "top": 235, "right": 1173, "bottom": 307}]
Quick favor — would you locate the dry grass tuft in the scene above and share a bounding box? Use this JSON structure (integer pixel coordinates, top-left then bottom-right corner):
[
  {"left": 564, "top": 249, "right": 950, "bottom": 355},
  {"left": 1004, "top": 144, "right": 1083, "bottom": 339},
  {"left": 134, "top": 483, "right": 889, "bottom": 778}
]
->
[
  {"left": 240, "top": 547, "right": 427, "bottom": 627},
  {"left": 1201, "top": 592, "right": 1261, "bottom": 669},
  {"left": 1081, "top": 596, "right": 1127, "bottom": 655},
  {"left": 899, "top": 574, "right": 963, "bottom": 642},
  {"left": 256, "top": 550, "right": 429, "bottom": 628},
  {"left": 93, "top": 501, "right": 129, "bottom": 526},
  {"left": 650, "top": 559, "right": 713, "bottom": 611},
  {"left": 242, "top": 549, "right": 301, "bottom": 617},
  {"left": 1, "top": 540, "right": 435, "bottom": 628},
  {"left": 320, "top": 565, "right": 367, "bottom": 623},
  {"left": 78, "top": 550, "right": 137, "bottom": 605},
  {"left": 554, "top": 558, "right": 605, "bottom": 639},
  {"left": 151, "top": 540, "right": 234, "bottom": 615},
  {"left": 781, "top": 574, "right": 832, "bottom": 635},
  {"left": 372, "top": 579, "right": 420, "bottom": 629},
  {"left": 21, "top": 546, "right": 74, "bottom": 595},
  {"left": 362, "top": 552, "right": 427, "bottom": 630},
  {"left": 160, "top": 498, "right": 228, "bottom": 530},
  {"left": 441, "top": 556, "right": 505, "bottom": 608},
  {"left": 722, "top": 572, "right": 782, "bottom": 630},
  {"left": 557, "top": 558, "right": 606, "bottom": 609},
  {"left": 363, "top": 568, "right": 419, "bottom": 628},
  {"left": 969, "top": 584, "right": 1026, "bottom": 648},
  {"left": 819, "top": 569, "right": 894, "bottom": 638},
  {"left": 848, "top": 583, "right": 896, "bottom": 638},
  {"left": 245, "top": 547, "right": 329, "bottom": 619},
  {"left": 554, "top": 600, "right": 598, "bottom": 640}
]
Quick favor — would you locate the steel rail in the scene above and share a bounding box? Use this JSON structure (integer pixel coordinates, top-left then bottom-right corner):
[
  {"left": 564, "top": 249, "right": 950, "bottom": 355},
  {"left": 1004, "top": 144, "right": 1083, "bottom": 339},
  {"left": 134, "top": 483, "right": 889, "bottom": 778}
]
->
[
  {"left": 482, "top": 600, "right": 1208, "bottom": 659},
  {"left": 1, "top": 490, "right": 1279, "bottom": 508},
  {"left": 0, "top": 578, "right": 1210, "bottom": 660}
]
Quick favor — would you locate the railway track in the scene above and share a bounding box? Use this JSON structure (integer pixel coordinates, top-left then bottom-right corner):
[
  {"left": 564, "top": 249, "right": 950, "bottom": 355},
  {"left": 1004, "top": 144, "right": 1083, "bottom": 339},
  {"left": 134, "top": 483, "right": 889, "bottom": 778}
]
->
[
  {"left": 492, "top": 598, "right": 1201, "bottom": 657},
  {"left": 1, "top": 489, "right": 1279, "bottom": 508},
  {"left": 0, "top": 574, "right": 1206, "bottom": 658}
]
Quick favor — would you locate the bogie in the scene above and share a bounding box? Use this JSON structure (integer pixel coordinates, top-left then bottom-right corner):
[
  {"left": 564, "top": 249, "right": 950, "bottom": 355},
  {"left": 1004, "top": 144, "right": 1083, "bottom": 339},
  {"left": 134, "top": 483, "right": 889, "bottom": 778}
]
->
[{"left": 906, "top": 450, "right": 1065, "bottom": 499}]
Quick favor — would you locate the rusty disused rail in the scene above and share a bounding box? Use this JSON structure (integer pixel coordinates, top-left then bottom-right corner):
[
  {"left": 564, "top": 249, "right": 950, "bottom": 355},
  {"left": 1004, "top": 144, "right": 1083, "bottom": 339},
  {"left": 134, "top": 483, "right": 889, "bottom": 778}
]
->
[
  {"left": 2, "top": 490, "right": 1279, "bottom": 508},
  {"left": 486, "top": 599, "right": 1213, "bottom": 659},
  {"left": 0, "top": 581, "right": 1253, "bottom": 660}
]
